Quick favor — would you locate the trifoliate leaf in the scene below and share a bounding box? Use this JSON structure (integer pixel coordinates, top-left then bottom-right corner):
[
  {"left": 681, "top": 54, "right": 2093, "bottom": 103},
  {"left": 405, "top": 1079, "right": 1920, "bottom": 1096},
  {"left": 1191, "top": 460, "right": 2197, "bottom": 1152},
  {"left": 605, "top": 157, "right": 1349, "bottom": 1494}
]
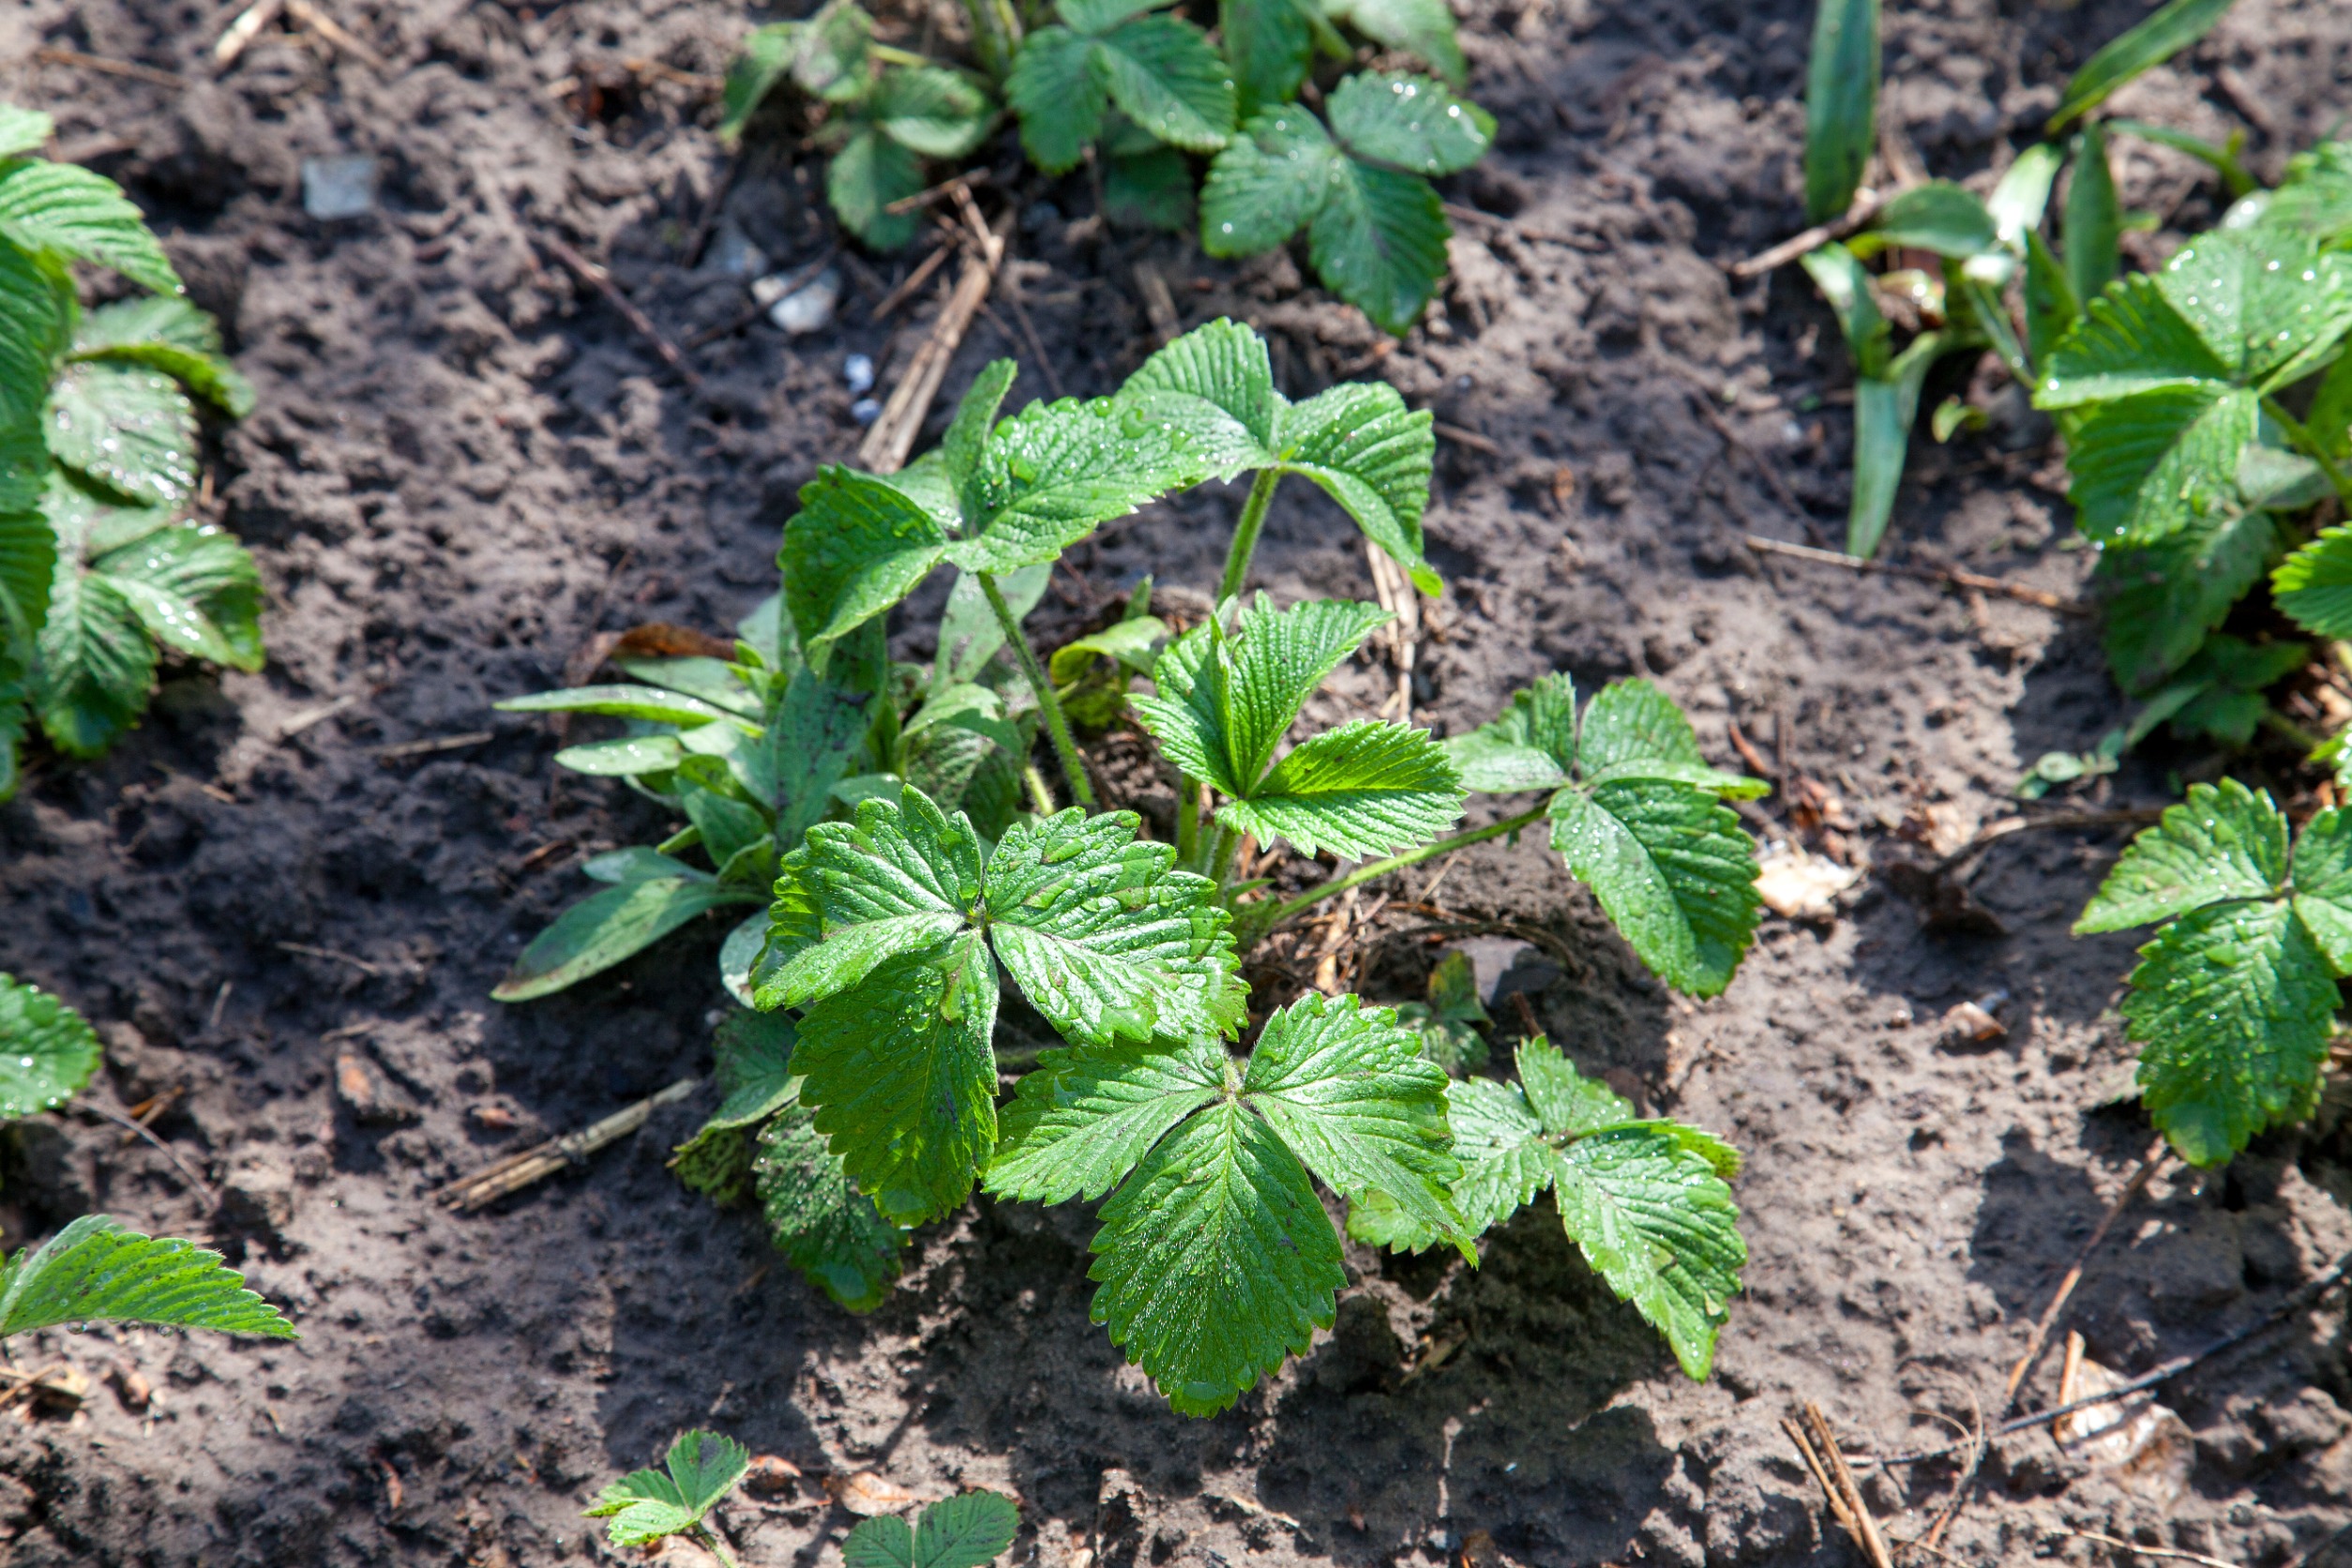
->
[
  {"left": 492, "top": 877, "right": 757, "bottom": 1002},
  {"left": 2120, "top": 897, "right": 2334, "bottom": 1168},
  {"left": 2273, "top": 525, "right": 2352, "bottom": 641},
  {"left": 0, "top": 159, "right": 181, "bottom": 295},
  {"left": 71, "top": 295, "right": 254, "bottom": 417},
  {"left": 588, "top": 1429, "right": 750, "bottom": 1546},
  {"left": 1274, "top": 383, "right": 1439, "bottom": 594},
  {"left": 783, "top": 468, "right": 951, "bottom": 671},
  {"left": 33, "top": 558, "right": 155, "bottom": 757},
  {"left": 2075, "top": 778, "right": 2285, "bottom": 932},
  {"left": 1549, "top": 779, "right": 1760, "bottom": 999},
  {"left": 1515, "top": 1034, "right": 1631, "bottom": 1136},
  {"left": 1201, "top": 104, "right": 1340, "bottom": 257},
  {"left": 1349, "top": 1074, "right": 1549, "bottom": 1251},
  {"left": 1576, "top": 679, "right": 1767, "bottom": 798},
  {"left": 0, "top": 107, "right": 53, "bottom": 159},
  {"left": 1327, "top": 0, "right": 1466, "bottom": 83},
  {"left": 1217, "top": 718, "right": 1465, "bottom": 858},
  {"left": 983, "top": 808, "right": 1245, "bottom": 1047},
  {"left": 775, "top": 790, "right": 982, "bottom": 1005},
  {"left": 46, "top": 362, "right": 198, "bottom": 507},
  {"left": 0, "top": 1215, "right": 294, "bottom": 1339},
  {"left": 844, "top": 1491, "right": 1021, "bottom": 1568},
  {"left": 1307, "top": 155, "right": 1451, "bottom": 337},
  {"left": 829, "top": 126, "right": 927, "bottom": 252},
  {"left": 755, "top": 1106, "right": 909, "bottom": 1310},
  {"left": 1007, "top": 8, "right": 1233, "bottom": 173},
  {"left": 1242, "top": 994, "right": 1466, "bottom": 1251},
  {"left": 1325, "top": 73, "right": 1492, "bottom": 177},
  {"left": 1551, "top": 1123, "right": 1745, "bottom": 1379},
  {"left": 2062, "top": 383, "right": 2260, "bottom": 548},
  {"left": 988, "top": 1036, "right": 1226, "bottom": 1204},
  {"left": 2289, "top": 807, "right": 2352, "bottom": 975},
  {"left": 0, "top": 972, "right": 100, "bottom": 1118},
  {"left": 96, "top": 524, "right": 265, "bottom": 671},
  {"left": 951, "top": 398, "right": 1208, "bottom": 573},
  {"left": 1447, "top": 671, "right": 1577, "bottom": 792},
  {"left": 872, "top": 66, "right": 996, "bottom": 158},
  {"left": 1090, "top": 1098, "right": 1343, "bottom": 1416},
  {"left": 794, "top": 932, "right": 1000, "bottom": 1224},
  {"left": 2098, "top": 496, "right": 2277, "bottom": 691}
]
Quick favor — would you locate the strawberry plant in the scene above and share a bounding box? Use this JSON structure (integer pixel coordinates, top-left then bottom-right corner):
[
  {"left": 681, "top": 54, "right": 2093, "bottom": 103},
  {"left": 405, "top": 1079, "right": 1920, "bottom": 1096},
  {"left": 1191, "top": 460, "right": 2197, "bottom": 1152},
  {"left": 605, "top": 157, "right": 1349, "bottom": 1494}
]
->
[
  {"left": 717, "top": 0, "right": 1490, "bottom": 333},
  {"left": 1348, "top": 1035, "right": 1744, "bottom": 1379},
  {"left": 844, "top": 1490, "right": 1018, "bottom": 1568},
  {"left": 0, "top": 102, "right": 261, "bottom": 794},
  {"left": 500, "top": 319, "right": 1761, "bottom": 1410},
  {"left": 2074, "top": 779, "right": 2352, "bottom": 1168},
  {"left": 587, "top": 1429, "right": 753, "bottom": 1560}
]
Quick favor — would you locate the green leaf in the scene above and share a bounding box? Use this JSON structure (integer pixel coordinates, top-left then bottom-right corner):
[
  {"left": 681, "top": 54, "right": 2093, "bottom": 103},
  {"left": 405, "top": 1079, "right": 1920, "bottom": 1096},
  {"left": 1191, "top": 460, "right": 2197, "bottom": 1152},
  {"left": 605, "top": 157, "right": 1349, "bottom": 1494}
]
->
[
  {"left": 556, "top": 734, "right": 686, "bottom": 776},
  {"left": 1326, "top": 73, "right": 1491, "bottom": 177},
  {"left": 0, "top": 506, "right": 55, "bottom": 652},
  {"left": 1327, "top": 0, "right": 1466, "bottom": 84},
  {"left": 1309, "top": 155, "right": 1451, "bottom": 336},
  {"left": 983, "top": 808, "right": 1245, "bottom": 1047},
  {"left": 773, "top": 790, "right": 980, "bottom": 1005},
  {"left": 1551, "top": 1123, "right": 1745, "bottom": 1379},
  {"left": 935, "top": 561, "right": 1048, "bottom": 694},
  {"left": 942, "top": 362, "right": 1020, "bottom": 495},
  {"left": 1516, "top": 1034, "right": 1633, "bottom": 1136},
  {"left": 1217, "top": 718, "right": 1465, "bottom": 859},
  {"left": 1549, "top": 778, "right": 1760, "bottom": 998},
  {"left": 46, "top": 362, "right": 198, "bottom": 507},
  {"left": 1221, "top": 0, "right": 1313, "bottom": 114},
  {"left": 1005, "top": 28, "right": 1103, "bottom": 173},
  {"left": 719, "top": 21, "right": 802, "bottom": 143},
  {"left": 2276, "top": 525, "right": 2352, "bottom": 641},
  {"left": 2038, "top": 274, "right": 2230, "bottom": 408},
  {"left": 0, "top": 972, "right": 100, "bottom": 1118},
  {"left": 1800, "top": 240, "right": 1892, "bottom": 374},
  {"left": 0, "top": 1215, "right": 294, "bottom": 1339},
  {"left": 873, "top": 66, "right": 996, "bottom": 158},
  {"left": 2026, "top": 232, "right": 2081, "bottom": 373},
  {"left": 794, "top": 931, "right": 1000, "bottom": 1224},
  {"left": 0, "top": 106, "right": 54, "bottom": 158},
  {"left": 1274, "top": 383, "right": 1439, "bottom": 593},
  {"left": 1577, "top": 678, "right": 1765, "bottom": 797},
  {"left": 1200, "top": 104, "right": 1339, "bottom": 259},
  {"left": 1425, "top": 949, "right": 1488, "bottom": 1026},
  {"left": 2065, "top": 123, "right": 2122, "bottom": 313},
  {"left": 2097, "top": 498, "right": 2276, "bottom": 691},
  {"left": 796, "top": 0, "right": 878, "bottom": 100},
  {"left": 2062, "top": 383, "right": 2259, "bottom": 547},
  {"left": 1048, "top": 614, "right": 1167, "bottom": 686},
  {"left": 70, "top": 295, "right": 254, "bottom": 417},
  {"left": 1988, "top": 143, "right": 2062, "bottom": 249},
  {"left": 492, "top": 879, "right": 756, "bottom": 1001},
  {"left": 498, "top": 682, "right": 745, "bottom": 729},
  {"left": 829, "top": 126, "right": 927, "bottom": 251},
  {"left": 1243, "top": 993, "right": 1466, "bottom": 1251},
  {"left": 0, "top": 159, "right": 180, "bottom": 294},
  {"left": 2289, "top": 807, "right": 2352, "bottom": 975},
  {"left": 1447, "top": 671, "right": 1576, "bottom": 792},
  {"left": 588, "top": 1430, "right": 750, "bottom": 1547},
  {"left": 1122, "top": 317, "right": 1278, "bottom": 465},
  {"left": 1105, "top": 145, "right": 1197, "bottom": 231},
  {"left": 844, "top": 1492, "right": 1021, "bottom": 1568},
  {"left": 2121, "top": 897, "right": 2332, "bottom": 1167},
  {"left": 0, "top": 236, "right": 69, "bottom": 455},
  {"left": 988, "top": 1037, "right": 1227, "bottom": 1204},
  {"left": 673, "top": 1012, "right": 799, "bottom": 1203},
  {"left": 2075, "top": 778, "right": 2286, "bottom": 932},
  {"left": 1092, "top": 14, "right": 1236, "bottom": 153},
  {"left": 586, "top": 846, "right": 708, "bottom": 883},
  {"left": 754, "top": 1105, "right": 910, "bottom": 1310},
  {"left": 1350, "top": 1071, "right": 1551, "bottom": 1252},
  {"left": 1847, "top": 332, "right": 1943, "bottom": 559},
  {"left": 33, "top": 558, "right": 155, "bottom": 757},
  {"left": 1089, "top": 1098, "right": 1343, "bottom": 1416},
  {"left": 783, "top": 468, "right": 952, "bottom": 669},
  {"left": 952, "top": 398, "right": 1207, "bottom": 573},
  {"left": 95, "top": 524, "right": 264, "bottom": 671},
  {"left": 1803, "top": 0, "right": 1878, "bottom": 222},
  {"left": 1858, "top": 182, "right": 1998, "bottom": 260},
  {"left": 2048, "top": 0, "right": 2239, "bottom": 133}
]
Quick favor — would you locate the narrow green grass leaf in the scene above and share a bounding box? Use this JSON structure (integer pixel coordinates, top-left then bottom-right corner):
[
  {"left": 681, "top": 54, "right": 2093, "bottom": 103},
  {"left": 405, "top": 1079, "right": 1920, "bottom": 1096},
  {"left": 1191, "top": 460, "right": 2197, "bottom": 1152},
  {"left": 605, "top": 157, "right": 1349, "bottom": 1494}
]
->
[
  {"left": 1802, "top": 0, "right": 1878, "bottom": 223},
  {"left": 0, "top": 1215, "right": 294, "bottom": 1339},
  {"left": 2048, "top": 0, "right": 2239, "bottom": 133},
  {"left": 0, "top": 972, "right": 100, "bottom": 1118},
  {"left": 493, "top": 879, "right": 756, "bottom": 1001},
  {"left": 2065, "top": 123, "right": 2122, "bottom": 314},
  {"left": 2076, "top": 777, "right": 2286, "bottom": 932}
]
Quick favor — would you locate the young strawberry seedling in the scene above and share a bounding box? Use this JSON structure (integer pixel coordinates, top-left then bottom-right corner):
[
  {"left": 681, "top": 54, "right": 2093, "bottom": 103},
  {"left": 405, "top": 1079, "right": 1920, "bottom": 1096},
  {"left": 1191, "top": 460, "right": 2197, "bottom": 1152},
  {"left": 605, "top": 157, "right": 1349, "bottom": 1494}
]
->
[
  {"left": 506, "top": 318, "right": 1763, "bottom": 1410},
  {"left": 717, "top": 0, "right": 1490, "bottom": 333},
  {"left": 843, "top": 1490, "right": 1018, "bottom": 1568},
  {"left": 586, "top": 1429, "right": 753, "bottom": 1561},
  {"left": 0, "top": 102, "right": 261, "bottom": 793}
]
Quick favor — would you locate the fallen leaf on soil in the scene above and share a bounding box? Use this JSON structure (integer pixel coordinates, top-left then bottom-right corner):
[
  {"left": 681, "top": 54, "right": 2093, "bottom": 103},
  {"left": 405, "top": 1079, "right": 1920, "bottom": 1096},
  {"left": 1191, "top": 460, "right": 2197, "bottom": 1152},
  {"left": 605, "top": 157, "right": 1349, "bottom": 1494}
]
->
[
  {"left": 1939, "top": 994, "right": 2008, "bottom": 1044},
  {"left": 469, "top": 1104, "right": 518, "bottom": 1131},
  {"left": 1756, "top": 847, "right": 1858, "bottom": 920},
  {"left": 2058, "top": 1353, "right": 2191, "bottom": 1509},
  {"left": 744, "top": 1455, "right": 802, "bottom": 1497},
  {"left": 827, "top": 1470, "right": 916, "bottom": 1515}
]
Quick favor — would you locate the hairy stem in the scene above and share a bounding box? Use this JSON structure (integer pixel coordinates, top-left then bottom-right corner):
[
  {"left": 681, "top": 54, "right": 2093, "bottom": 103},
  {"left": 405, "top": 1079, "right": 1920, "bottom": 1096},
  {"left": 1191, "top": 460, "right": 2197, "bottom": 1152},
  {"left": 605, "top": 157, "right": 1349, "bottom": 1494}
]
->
[
  {"left": 1205, "top": 822, "right": 1241, "bottom": 891},
  {"left": 2265, "top": 395, "right": 2352, "bottom": 506},
  {"left": 696, "top": 1527, "right": 742, "bottom": 1568},
  {"left": 1217, "top": 468, "right": 1283, "bottom": 606},
  {"left": 1176, "top": 776, "right": 1201, "bottom": 867},
  {"left": 1256, "top": 806, "right": 1548, "bottom": 928},
  {"left": 980, "top": 571, "right": 1096, "bottom": 809}
]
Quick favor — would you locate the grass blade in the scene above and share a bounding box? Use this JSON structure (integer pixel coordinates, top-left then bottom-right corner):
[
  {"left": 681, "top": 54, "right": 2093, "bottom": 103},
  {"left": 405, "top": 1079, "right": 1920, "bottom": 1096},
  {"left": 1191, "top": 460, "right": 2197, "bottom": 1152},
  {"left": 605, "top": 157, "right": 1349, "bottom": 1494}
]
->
[{"left": 1802, "top": 0, "right": 1879, "bottom": 224}]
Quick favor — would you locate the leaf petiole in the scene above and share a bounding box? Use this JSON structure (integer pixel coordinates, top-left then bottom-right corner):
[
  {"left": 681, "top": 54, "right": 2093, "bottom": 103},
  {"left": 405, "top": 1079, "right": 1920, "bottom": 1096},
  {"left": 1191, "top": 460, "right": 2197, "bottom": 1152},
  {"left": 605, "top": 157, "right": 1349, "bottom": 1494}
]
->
[
  {"left": 1217, "top": 468, "right": 1284, "bottom": 605},
  {"left": 1254, "top": 805, "right": 1548, "bottom": 929},
  {"left": 1176, "top": 775, "right": 1201, "bottom": 867},
  {"left": 978, "top": 570, "right": 1096, "bottom": 808}
]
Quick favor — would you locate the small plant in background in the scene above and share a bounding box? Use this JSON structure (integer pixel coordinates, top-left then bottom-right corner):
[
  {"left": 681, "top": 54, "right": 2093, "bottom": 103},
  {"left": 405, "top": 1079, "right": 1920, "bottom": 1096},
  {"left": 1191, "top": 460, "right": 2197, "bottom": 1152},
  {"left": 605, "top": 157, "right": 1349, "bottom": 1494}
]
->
[
  {"left": 842, "top": 1489, "right": 1018, "bottom": 1568},
  {"left": 506, "top": 319, "right": 1764, "bottom": 1410},
  {"left": 0, "top": 101, "right": 261, "bottom": 794},
  {"left": 718, "top": 0, "right": 1492, "bottom": 333},
  {"left": 587, "top": 1429, "right": 753, "bottom": 1560}
]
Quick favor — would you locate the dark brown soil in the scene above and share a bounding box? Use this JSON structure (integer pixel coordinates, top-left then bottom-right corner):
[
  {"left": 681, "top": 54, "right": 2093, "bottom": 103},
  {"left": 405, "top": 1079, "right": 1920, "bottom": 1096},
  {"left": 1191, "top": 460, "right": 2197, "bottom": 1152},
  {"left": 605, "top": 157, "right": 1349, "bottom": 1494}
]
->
[{"left": 4, "top": 0, "right": 2352, "bottom": 1564}]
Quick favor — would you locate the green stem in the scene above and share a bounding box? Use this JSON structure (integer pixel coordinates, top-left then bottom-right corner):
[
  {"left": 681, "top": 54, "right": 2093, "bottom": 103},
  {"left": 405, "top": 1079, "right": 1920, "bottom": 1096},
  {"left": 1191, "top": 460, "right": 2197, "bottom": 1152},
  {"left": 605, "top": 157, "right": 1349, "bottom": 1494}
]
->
[
  {"left": 1022, "top": 763, "right": 1056, "bottom": 815},
  {"left": 979, "top": 571, "right": 1095, "bottom": 809},
  {"left": 1205, "top": 822, "right": 1242, "bottom": 891},
  {"left": 2264, "top": 394, "right": 2352, "bottom": 506},
  {"left": 868, "top": 43, "right": 934, "bottom": 67},
  {"left": 2261, "top": 708, "right": 2327, "bottom": 753},
  {"left": 1175, "top": 776, "right": 1201, "bottom": 867},
  {"left": 1217, "top": 468, "right": 1283, "bottom": 606},
  {"left": 695, "top": 1527, "right": 742, "bottom": 1568},
  {"left": 1256, "top": 806, "right": 1547, "bottom": 928}
]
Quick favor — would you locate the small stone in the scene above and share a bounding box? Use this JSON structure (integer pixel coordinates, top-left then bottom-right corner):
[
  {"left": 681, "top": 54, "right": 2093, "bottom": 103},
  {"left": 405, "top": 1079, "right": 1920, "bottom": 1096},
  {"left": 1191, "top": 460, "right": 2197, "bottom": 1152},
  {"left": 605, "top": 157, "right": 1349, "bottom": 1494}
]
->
[
  {"left": 760, "top": 266, "right": 839, "bottom": 335},
  {"left": 301, "top": 155, "right": 380, "bottom": 219},
  {"left": 703, "top": 219, "right": 769, "bottom": 279},
  {"left": 826, "top": 1470, "right": 915, "bottom": 1515},
  {"left": 851, "top": 397, "right": 882, "bottom": 426},
  {"left": 843, "top": 353, "right": 875, "bottom": 394},
  {"left": 1755, "top": 846, "right": 1857, "bottom": 921}
]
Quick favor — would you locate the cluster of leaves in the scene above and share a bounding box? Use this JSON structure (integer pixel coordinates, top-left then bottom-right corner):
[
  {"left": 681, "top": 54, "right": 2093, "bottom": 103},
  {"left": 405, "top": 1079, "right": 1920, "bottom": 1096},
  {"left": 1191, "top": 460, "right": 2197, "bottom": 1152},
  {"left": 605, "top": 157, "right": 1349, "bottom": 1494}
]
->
[
  {"left": 2075, "top": 779, "right": 2352, "bottom": 1168},
  {"left": 588, "top": 1428, "right": 1019, "bottom": 1568},
  {"left": 497, "top": 319, "right": 1761, "bottom": 1410},
  {"left": 720, "top": 0, "right": 1491, "bottom": 334},
  {"left": 0, "top": 103, "right": 261, "bottom": 795},
  {"left": 0, "top": 975, "right": 294, "bottom": 1344}
]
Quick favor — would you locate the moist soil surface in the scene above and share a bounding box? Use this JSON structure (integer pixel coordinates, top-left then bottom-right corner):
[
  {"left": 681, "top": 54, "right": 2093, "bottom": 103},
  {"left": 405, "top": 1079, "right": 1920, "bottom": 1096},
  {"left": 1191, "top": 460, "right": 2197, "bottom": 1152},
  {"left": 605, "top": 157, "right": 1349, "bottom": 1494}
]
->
[{"left": 5, "top": 1, "right": 2352, "bottom": 1564}]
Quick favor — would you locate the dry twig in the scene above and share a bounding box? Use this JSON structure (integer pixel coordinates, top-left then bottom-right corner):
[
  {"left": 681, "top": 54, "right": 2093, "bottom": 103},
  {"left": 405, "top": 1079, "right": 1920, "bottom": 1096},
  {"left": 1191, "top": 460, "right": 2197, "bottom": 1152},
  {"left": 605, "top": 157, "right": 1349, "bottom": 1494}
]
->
[
  {"left": 214, "top": 0, "right": 285, "bottom": 66},
  {"left": 33, "top": 47, "right": 188, "bottom": 87},
  {"left": 1784, "top": 1405, "right": 1893, "bottom": 1568},
  {"left": 283, "top": 0, "right": 386, "bottom": 70},
  {"left": 1744, "top": 533, "right": 2088, "bottom": 613},
  {"left": 2001, "top": 1138, "right": 2171, "bottom": 1410},
  {"left": 435, "top": 1078, "right": 702, "bottom": 1212},
  {"left": 867, "top": 236, "right": 955, "bottom": 324},
  {"left": 857, "top": 207, "right": 1012, "bottom": 474},
  {"left": 883, "top": 169, "right": 993, "bottom": 216},
  {"left": 276, "top": 941, "right": 381, "bottom": 975},
  {"left": 1730, "top": 192, "right": 1889, "bottom": 279},
  {"left": 2063, "top": 1529, "right": 2239, "bottom": 1568},
  {"left": 542, "top": 237, "right": 701, "bottom": 391},
  {"left": 1928, "top": 808, "right": 2167, "bottom": 880}
]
